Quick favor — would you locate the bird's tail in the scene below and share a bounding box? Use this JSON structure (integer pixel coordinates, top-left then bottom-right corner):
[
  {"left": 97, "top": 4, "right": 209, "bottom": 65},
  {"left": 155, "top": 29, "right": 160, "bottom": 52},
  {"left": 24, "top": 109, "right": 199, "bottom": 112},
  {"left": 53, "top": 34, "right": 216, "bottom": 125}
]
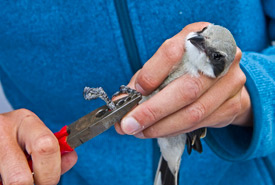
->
[{"left": 154, "top": 156, "right": 179, "bottom": 185}]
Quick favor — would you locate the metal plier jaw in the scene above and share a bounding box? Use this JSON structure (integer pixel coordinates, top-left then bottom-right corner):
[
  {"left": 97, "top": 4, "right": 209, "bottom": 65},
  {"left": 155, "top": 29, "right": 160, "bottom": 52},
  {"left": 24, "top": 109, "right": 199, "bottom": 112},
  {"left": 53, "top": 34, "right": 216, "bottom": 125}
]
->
[
  {"left": 49, "top": 86, "right": 142, "bottom": 153},
  {"left": 65, "top": 92, "right": 142, "bottom": 149}
]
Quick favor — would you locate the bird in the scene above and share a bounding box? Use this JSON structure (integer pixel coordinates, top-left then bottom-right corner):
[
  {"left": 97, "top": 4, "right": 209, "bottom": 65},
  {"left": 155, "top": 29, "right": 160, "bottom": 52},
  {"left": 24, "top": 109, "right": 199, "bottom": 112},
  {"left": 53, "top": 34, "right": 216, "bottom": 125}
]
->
[{"left": 149, "top": 24, "right": 237, "bottom": 185}]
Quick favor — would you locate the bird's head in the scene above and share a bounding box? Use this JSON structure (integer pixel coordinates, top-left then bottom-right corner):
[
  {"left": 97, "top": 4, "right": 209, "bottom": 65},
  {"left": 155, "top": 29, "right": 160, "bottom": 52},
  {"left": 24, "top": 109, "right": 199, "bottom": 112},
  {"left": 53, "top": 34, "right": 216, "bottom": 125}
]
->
[{"left": 187, "top": 24, "right": 237, "bottom": 78}]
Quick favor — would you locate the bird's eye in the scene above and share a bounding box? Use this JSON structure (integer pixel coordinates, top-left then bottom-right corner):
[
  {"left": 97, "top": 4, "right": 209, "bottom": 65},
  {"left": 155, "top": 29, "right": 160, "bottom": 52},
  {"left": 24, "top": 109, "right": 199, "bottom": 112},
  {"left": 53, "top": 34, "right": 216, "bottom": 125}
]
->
[{"left": 212, "top": 53, "right": 223, "bottom": 60}]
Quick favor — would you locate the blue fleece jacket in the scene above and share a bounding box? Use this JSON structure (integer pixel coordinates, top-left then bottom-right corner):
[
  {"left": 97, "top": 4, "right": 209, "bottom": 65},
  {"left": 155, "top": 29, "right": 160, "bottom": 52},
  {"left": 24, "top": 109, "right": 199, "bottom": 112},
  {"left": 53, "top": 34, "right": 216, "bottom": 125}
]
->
[{"left": 0, "top": 0, "right": 275, "bottom": 184}]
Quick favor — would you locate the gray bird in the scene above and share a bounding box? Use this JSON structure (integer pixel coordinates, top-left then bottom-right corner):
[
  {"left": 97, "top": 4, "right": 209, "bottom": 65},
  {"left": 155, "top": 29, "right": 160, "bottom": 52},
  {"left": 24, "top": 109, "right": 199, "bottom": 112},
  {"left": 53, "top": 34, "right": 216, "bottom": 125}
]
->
[{"left": 149, "top": 24, "right": 237, "bottom": 185}]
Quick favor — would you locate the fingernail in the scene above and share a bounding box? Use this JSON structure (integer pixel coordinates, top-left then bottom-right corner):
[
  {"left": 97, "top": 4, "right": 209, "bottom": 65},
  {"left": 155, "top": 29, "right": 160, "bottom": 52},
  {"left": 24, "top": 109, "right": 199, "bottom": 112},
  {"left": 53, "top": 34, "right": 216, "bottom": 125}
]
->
[
  {"left": 135, "top": 83, "right": 146, "bottom": 95},
  {"left": 121, "top": 117, "right": 143, "bottom": 135},
  {"left": 134, "top": 132, "right": 145, "bottom": 139}
]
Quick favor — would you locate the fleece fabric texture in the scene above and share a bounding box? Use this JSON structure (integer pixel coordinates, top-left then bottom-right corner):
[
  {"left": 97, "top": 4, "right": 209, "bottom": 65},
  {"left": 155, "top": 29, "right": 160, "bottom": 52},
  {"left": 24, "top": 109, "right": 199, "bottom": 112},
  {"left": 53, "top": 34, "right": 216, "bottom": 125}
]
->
[{"left": 0, "top": 0, "right": 274, "bottom": 184}]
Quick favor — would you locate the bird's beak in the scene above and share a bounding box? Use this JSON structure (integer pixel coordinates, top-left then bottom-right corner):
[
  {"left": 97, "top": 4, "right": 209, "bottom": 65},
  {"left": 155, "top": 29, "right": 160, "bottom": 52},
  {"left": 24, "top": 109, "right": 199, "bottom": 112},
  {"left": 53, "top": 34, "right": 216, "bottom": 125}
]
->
[{"left": 188, "top": 35, "right": 205, "bottom": 52}]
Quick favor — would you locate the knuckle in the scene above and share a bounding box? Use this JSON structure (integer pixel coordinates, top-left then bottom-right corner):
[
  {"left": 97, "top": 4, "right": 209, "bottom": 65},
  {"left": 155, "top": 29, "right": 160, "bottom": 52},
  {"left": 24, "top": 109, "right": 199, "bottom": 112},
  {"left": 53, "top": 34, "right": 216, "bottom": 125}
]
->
[
  {"left": 238, "top": 71, "right": 247, "bottom": 85},
  {"left": 15, "top": 108, "right": 35, "bottom": 117},
  {"left": 162, "top": 38, "right": 184, "bottom": 63},
  {"left": 138, "top": 72, "right": 159, "bottom": 90},
  {"left": 33, "top": 134, "right": 59, "bottom": 156},
  {"left": 188, "top": 102, "right": 206, "bottom": 124},
  {"left": 233, "top": 69, "right": 246, "bottom": 87},
  {"left": 229, "top": 97, "right": 242, "bottom": 116},
  {"left": 179, "top": 78, "right": 201, "bottom": 102},
  {"left": 235, "top": 47, "right": 242, "bottom": 61},
  {"left": 38, "top": 176, "right": 60, "bottom": 185},
  {"left": 7, "top": 171, "right": 33, "bottom": 185},
  {"left": 141, "top": 104, "right": 159, "bottom": 124},
  {"left": 0, "top": 109, "right": 37, "bottom": 130},
  {"left": 15, "top": 109, "right": 38, "bottom": 123},
  {"left": 144, "top": 126, "right": 159, "bottom": 138}
]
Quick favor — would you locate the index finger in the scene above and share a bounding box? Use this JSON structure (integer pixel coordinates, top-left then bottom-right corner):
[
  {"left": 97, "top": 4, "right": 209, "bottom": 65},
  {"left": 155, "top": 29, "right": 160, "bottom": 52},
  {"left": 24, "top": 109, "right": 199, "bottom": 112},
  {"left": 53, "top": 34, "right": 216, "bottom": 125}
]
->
[
  {"left": 18, "top": 114, "right": 61, "bottom": 185},
  {"left": 135, "top": 22, "right": 210, "bottom": 95}
]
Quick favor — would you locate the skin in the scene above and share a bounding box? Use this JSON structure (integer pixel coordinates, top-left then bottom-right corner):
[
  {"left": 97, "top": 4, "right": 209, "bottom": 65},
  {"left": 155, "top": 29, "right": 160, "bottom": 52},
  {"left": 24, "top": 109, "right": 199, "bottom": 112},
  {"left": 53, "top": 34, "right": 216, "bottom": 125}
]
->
[
  {"left": 0, "top": 109, "right": 77, "bottom": 185},
  {"left": 0, "top": 22, "right": 251, "bottom": 184},
  {"left": 115, "top": 22, "right": 252, "bottom": 138}
]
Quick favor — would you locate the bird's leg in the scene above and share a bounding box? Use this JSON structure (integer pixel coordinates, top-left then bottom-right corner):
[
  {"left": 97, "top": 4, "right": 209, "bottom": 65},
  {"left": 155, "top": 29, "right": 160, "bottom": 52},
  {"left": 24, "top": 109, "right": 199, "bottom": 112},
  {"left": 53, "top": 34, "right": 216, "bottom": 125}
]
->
[
  {"left": 83, "top": 87, "right": 116, "bottom": 110},
  {"left": 112, "top": 85, "right": 141, "bottom": 98}
]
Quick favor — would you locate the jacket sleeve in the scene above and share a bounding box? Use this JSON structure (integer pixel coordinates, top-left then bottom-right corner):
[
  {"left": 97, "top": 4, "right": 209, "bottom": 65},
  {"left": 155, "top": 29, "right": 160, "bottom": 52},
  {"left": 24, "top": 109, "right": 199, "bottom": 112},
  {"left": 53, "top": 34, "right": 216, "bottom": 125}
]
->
[
  {"left": 206, "top": 46, "right": 275, "bottom": 161},
  {"left": 205, "top": 0, "right": 275, "bottom": 161}
]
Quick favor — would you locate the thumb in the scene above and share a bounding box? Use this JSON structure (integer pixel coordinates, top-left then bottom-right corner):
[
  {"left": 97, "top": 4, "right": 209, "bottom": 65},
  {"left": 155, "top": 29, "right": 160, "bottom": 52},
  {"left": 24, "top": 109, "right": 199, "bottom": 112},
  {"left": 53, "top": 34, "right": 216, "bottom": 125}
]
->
[{"left": 61, "top": 151, "right": 78, "bottom": 174}]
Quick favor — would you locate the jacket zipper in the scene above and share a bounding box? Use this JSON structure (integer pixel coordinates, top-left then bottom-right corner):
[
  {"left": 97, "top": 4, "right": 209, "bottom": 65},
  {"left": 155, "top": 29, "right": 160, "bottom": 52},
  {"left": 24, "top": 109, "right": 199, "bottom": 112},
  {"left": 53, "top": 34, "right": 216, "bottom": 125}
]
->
[
  {"left": 114, "top": 0, "right": 142, "bottom": 73},
  {"left": 114, "top": 0, "right": 160, "bottom": 179}
]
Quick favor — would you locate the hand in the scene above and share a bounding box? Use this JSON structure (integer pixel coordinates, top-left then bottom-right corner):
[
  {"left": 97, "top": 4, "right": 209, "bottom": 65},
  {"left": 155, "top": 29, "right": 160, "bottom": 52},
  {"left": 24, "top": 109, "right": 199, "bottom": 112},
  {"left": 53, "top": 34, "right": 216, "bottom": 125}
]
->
[
  {"left": 115, "top": 22, "right": 252, "bottom": 138},
  {"left": 0, "top": 109, "right": 77, "bottom": 185}
]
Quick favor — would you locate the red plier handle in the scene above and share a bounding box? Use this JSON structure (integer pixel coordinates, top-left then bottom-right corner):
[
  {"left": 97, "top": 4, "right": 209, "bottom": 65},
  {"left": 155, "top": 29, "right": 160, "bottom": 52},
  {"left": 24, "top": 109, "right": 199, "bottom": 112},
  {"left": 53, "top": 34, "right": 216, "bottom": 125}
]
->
[{"left": 54, "top": 126, "right": 74, "bottom": 154}]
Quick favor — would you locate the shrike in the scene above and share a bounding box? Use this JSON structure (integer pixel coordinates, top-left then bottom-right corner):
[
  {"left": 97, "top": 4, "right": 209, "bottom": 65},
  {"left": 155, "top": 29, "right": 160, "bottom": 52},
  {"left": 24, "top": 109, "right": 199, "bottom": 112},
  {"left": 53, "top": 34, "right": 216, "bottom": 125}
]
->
[{"left": 149, "top": 24, "right": 237, "bottom": 185}]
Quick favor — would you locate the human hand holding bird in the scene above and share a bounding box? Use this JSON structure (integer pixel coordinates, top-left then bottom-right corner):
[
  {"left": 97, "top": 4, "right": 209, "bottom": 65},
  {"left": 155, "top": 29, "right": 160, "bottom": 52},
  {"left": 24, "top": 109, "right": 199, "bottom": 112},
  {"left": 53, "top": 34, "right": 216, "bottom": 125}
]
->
[{"left": 115, "top": 22, "right": 252, "bottom": 185}]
